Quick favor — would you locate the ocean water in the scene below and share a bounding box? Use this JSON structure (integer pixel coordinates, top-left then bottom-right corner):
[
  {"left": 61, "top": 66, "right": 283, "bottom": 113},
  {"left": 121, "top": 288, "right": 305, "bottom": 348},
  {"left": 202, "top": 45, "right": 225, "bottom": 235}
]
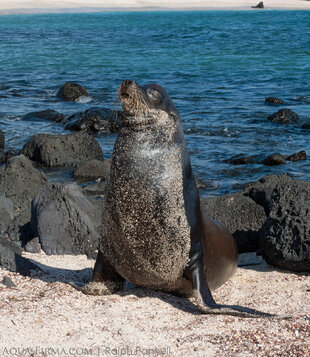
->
[{"left": 0, "top": 10, "right": 309, "bottom": 196}]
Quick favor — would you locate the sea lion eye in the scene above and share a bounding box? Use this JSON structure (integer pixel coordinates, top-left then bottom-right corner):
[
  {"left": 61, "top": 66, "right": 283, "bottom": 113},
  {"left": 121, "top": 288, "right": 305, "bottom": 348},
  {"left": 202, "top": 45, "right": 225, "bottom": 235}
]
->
[
  {"left": 147, "top": 88, "right": 161, "bottom": 102},
  {"left": 170, "top": 112, "right": 177, "bottom": 122}
]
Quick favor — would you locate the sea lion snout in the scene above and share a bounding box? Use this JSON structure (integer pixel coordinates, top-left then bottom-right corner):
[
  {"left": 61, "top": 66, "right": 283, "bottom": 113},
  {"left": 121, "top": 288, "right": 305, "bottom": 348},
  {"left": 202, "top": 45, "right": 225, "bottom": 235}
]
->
[{"left": 120, "top": 79, "right": 136, "bottom": 96}]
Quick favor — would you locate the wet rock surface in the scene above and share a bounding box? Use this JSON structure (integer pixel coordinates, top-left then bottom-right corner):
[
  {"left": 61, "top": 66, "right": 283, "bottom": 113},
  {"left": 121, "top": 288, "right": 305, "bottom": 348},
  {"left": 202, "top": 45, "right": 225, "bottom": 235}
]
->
[
  {"left": 20, "top": 132, "right": 103, "bottom": 167},
  {"left": 0, "top": 129, "right": 4, "bottom": 151},
  {"left": 63, "top": 107, "right": 121, "bottom": 133},
  {"left": 31, "top": 183, "right": 103, "bottom": 258},
  {"left": 262, "top": 153, "right": 286, "bottom": 166},
  {"left": 56, "top": 82, "right": 88, "bottom": 101},
  {"left": 259, "top": 179, "right": 310, "bottom": 272},
  {"left": 201, "top": 193, "right": 267, "bottom": 253},
  {"left": 22, "top": 109, "right": 64, "bottom": 123},
  {"left": 268, "top": 108, "right": 299, "bottom": 124},
  {"left": 265, "top": 97, "right": 285, "bottom": 105}
]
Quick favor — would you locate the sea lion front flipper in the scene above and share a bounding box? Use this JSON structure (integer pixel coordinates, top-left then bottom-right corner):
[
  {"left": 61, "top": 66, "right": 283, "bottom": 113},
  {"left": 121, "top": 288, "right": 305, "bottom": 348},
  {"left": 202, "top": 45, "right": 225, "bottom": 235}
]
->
[
  {"left": 70, "top": 251, "right": 125, "bottom": 296},
  {"left": 187, "top": 258, "right": 286, "bottom": 319}
]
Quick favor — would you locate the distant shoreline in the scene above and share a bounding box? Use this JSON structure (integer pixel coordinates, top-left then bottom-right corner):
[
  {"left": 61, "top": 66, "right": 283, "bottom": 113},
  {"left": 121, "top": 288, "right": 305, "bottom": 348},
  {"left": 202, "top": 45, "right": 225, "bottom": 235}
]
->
[{"left": 0, "top": 1, "right": 309, "bottom": 16}]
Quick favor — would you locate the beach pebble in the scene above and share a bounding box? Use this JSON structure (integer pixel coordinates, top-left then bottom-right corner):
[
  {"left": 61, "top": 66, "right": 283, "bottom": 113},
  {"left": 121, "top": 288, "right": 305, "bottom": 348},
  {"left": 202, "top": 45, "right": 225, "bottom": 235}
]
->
[{"left": 1, "top": 276, "right": 16, "bottom": 288}]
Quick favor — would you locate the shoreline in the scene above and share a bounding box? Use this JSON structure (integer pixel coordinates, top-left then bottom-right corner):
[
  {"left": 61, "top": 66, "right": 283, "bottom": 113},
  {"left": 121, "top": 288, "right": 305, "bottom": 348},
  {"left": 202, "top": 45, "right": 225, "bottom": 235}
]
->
[{"left": 0, "top": 1, "right": 310, "bottom": 15}]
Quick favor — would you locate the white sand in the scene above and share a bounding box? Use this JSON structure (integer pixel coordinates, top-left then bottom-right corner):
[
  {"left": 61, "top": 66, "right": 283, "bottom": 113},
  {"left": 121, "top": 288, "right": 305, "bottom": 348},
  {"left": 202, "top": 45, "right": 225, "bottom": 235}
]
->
[
  {"left": 0, "top": 0, "right": 309, "bottom": 14},
  {"left": 0, "top": 252, "right": 309, "bottom": 356}
]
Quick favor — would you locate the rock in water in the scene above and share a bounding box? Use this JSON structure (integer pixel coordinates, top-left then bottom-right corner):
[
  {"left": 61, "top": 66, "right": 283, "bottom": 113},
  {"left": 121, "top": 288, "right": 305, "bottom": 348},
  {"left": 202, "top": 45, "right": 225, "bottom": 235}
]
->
[
  {"left": 0, "top": 129, "right": 4, "bottom": 151},
  {"left": 31, "top": 183, "right": 103, "bottom": 258},
  {"left": 260, "top": 180, "right": 310, "bottom": 272},
  {"left": 57, "top": 82, "right": 88, "bottom": 101},
  {"left": 265, "top": 97, "right": 285, "bottom": 105},
  {"left": 22, "top": 109, "right": 64, "bottom": 123},
  {"left": 268, "top": 108, "right": 299, "bottom": 124},
  {"left": 21, "top": 132, "right": 103, "bottom": 167},
  {"left": 63, "top": 108, "right": 121, "bottom": 133}
]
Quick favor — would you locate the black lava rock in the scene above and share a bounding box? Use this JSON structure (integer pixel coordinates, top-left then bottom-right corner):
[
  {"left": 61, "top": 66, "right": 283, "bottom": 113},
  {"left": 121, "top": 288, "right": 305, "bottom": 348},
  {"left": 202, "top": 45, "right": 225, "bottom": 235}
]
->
[
  {"left": 286, "top": 150, "right": 307, "bottom": 162},
  {"left": 224, "top": 154, "right": 261, "bottom": 165},
  {"left": 0, "top": 129, "right": 4, "bottom": 151},
  {"left": 63, "top": 108, "right": 121, "bottom": 134},
  {"left": 201, "top": 193, "right": 267, "bottom": 253},
  {"left": 24, "top": 237, "right": 41, "bottom": 253},
  {"left": 57, "top": 82, "right": 88, "bottom": 101},
  {"left": 0, "top": 237, "right": 40, "bottom": 274},
  {"left": 31, "top": 183, "right": 103, "bottom": 258},
  {"left": 265, "top": 97, "right": 285, "bottom": 105},
  {"left": 20, "top": 132, "right": 103, "bottom": 167},
  {"left": 268, "top": 108, "right": 299, "bottom": 125},
  {"left": 73, "top": 159, "right": 111, "bottom": 181},
  {"left": 263, "top": 153, "right": 286, "bottom": 166},
  {"left": 259, "top": 179, "right": 310, "bottom": 272},
  {"left": 22, "top": 109, "right": 64, "bottom": 123},
  {"left": 251, "top": 2, "right": 264, "bottom": 8},
  {"left": 0, "top": 149, "right": 17, "bottom": 164},
  {"left": 243, "top": 174, "right": 292, "bottom": 215},
  {"left": 0, "top": 155, "right": 48, "bottom": 241}
]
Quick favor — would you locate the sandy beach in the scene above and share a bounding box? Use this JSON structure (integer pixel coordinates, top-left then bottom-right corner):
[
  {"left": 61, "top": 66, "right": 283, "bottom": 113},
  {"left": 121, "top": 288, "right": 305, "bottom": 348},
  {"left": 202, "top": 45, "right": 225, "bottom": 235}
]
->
[
  {"left": 0, "top": 0, "right": 309, "bottom": 14},
  {"left": 0, "top": 252, "right": 309, "bottom": 356}
]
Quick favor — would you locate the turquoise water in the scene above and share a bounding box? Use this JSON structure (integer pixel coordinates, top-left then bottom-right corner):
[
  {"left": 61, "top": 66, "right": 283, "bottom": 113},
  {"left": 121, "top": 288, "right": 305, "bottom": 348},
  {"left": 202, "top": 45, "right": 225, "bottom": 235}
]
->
[{"left": 0, "top": 10, "right": 309, "bottom": 195}]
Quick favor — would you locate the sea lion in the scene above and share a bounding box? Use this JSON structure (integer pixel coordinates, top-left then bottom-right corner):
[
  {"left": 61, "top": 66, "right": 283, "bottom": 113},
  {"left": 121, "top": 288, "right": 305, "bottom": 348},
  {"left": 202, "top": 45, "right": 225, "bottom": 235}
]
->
[{"left": 78, "top": 80, "right": 278, "bottom": 318}]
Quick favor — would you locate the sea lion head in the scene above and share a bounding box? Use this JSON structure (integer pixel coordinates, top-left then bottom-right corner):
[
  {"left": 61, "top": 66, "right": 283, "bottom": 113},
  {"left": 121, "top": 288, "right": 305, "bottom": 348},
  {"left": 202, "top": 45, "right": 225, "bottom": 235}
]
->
[{"left": 119, "top": 80, "right": 180, "bottom": 129}]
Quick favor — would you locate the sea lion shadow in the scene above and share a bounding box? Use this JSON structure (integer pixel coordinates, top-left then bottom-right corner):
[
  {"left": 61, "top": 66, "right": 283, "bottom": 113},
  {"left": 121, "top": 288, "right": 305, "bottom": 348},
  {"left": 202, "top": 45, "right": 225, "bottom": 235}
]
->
[
  {"left": 116, "top": 286, "right": 200, "bottom": 314},
  {"left": 26, "top": 258, "right": 93, "bottom": 284}
]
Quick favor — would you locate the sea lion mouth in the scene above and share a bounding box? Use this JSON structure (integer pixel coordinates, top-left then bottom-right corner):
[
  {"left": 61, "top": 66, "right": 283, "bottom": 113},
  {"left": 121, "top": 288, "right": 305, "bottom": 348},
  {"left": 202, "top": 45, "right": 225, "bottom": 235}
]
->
[{"left": 119, "top": 80, "right": 150, "bottom": 119}]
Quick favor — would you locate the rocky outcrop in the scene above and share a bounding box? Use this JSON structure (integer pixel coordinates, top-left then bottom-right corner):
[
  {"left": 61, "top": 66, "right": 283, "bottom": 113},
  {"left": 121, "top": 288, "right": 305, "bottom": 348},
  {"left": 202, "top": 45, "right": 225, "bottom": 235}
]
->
[
  {"left": 225, "top": 150, "right": 306, "bottom": 166},
  {"left": 262, "top": 153, "right": 286, "bottom": 166},
  {"left": 259, "top": 179, "right": 310, "bottom": 272},
  {"left": 56, "top": 82, "right": 88, "bottom": 101},
  {"left": 20, "top": 132, "right": 103, "bottom": 167},
  {"left": 251, "top": 2, "right": 264, "bottom": 8},
  {"left": 265, "top": 97, "right": 285, "bottom": 105},
  {"left": 73, "top": 159, "right": 111, "bottom": 181},
  {"left": 0, "top": 237, "right": 40, "bottom": 274},
  {"left": 243, "top": 174, "right": 292, "bottom": 215},
  {"left": 201, "top": 193, "right": 266, "bottom": 253},
  {"left": 0, "top": 155, "right": 48, "bottom": 242},
  {"left": 31, "top": 183, "right": 103, "bottom": 258},
  {"left": 0, "top": 129, "right": 4, "bottom": 151},
  {"left": 268, "top": 108, "right": 299, "bottom": 124},
  {"left": 63, "top": 108, "right": 121, "bottom": 134},
  {"left": 286, "top": 150, "right": 306, "bottom": 162},
  {"left": 22, "top": 109, "right": 64, "bottom": 123}
]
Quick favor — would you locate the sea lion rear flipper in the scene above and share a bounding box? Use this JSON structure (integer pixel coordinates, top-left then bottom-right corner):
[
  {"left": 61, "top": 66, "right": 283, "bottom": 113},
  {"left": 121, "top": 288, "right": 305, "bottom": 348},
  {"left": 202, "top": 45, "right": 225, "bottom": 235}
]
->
[
  {"left": 186, "top": 256, "right": 287, "bottom": 319},
  {"left": 70, "top": 251, "right": 125, "bottom": 295}
]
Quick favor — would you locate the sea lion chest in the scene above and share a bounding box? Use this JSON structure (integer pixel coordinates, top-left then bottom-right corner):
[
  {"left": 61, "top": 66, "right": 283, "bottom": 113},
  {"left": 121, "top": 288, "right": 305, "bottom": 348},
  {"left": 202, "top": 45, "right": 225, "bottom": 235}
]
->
[{"left": 100, "top": 128, "right": 192, "bottom": 289}]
